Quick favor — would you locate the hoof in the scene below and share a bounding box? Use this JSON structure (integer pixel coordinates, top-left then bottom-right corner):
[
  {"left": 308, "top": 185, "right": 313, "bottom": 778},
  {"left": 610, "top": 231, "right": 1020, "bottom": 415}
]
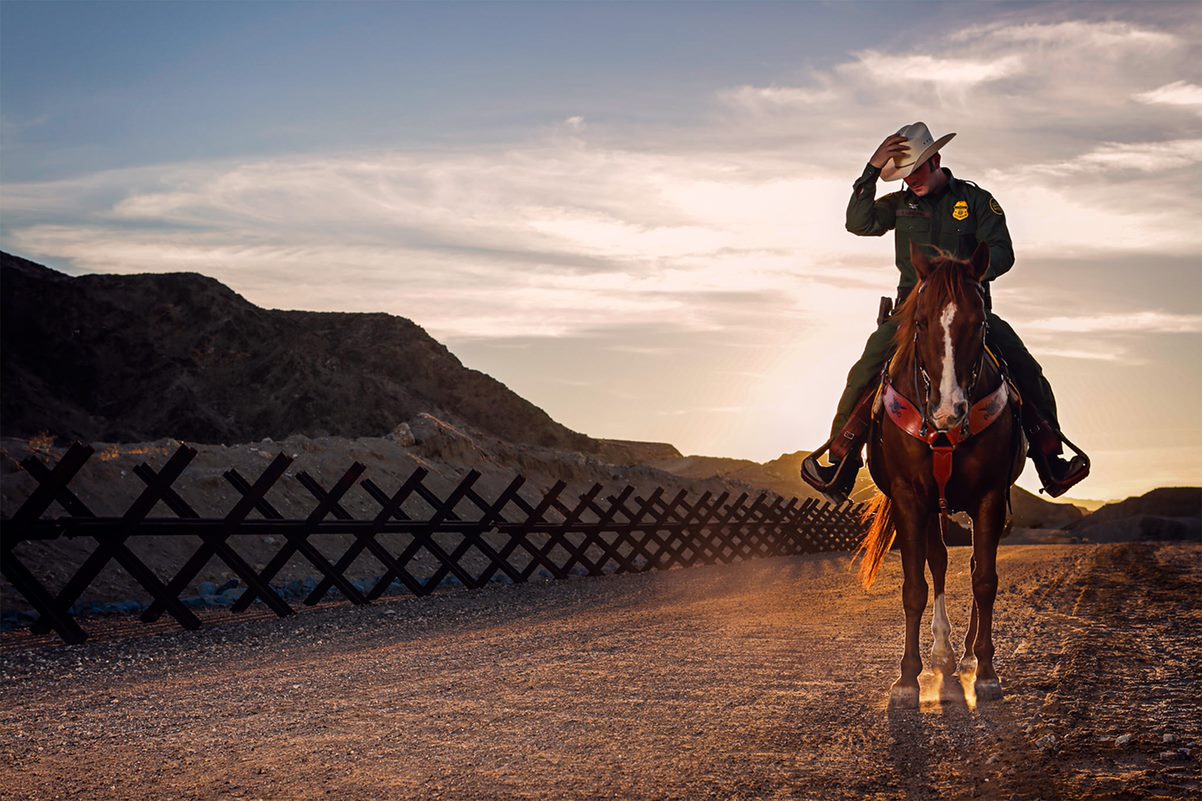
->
[
  {"left": 889, "top": 682, "right": 920, "bottom": 709},
  {"left": 974, "top": 677, "right": 1003, "bottom": 702},
  {"left": 937, "top": 673, "right": 965, "bottom": 703}
]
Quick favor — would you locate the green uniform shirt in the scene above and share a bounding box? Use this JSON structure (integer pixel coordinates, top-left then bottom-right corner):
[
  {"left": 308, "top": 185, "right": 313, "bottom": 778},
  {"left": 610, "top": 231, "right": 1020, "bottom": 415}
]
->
[{"left": 845, "top": 163, "right": 1015, "bottom": 292}]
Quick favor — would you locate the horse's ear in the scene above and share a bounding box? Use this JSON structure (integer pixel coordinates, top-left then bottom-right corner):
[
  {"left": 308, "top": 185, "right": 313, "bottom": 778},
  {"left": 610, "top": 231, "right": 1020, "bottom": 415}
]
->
[
  {"left": 968, "top": 241, "right": 990, "bottom": 282},
  {"left": 910, "top": 241, "right": 931, "bottom": 280}
]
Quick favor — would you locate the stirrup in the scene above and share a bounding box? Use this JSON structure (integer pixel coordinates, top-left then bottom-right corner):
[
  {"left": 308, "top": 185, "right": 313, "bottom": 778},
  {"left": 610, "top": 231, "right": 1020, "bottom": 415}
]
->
[
  {"left": 1032, "top": 433, "right": 1090, "bottom": 498},
  {"left": 801, "top": 439, "right": 862, "bottom": 505}
]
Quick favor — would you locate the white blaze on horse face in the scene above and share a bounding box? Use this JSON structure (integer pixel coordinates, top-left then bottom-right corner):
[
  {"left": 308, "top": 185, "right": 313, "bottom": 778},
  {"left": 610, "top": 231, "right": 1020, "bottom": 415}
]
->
[{"left": 934, "top": 302, "right": 967, "bottom": 428}]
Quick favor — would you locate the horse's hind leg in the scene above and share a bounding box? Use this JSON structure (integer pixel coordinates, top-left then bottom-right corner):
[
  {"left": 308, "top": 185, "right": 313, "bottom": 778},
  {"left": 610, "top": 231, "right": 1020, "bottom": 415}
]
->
[
  {"left": 889, "top": 493, "right": 929, "bottom": 709},
  {"left": 926, "top": 521, "right": 957, "bottom": 674}
]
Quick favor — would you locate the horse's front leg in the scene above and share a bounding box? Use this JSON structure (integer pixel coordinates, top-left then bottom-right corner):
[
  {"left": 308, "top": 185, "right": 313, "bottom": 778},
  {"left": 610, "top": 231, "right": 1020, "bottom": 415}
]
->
[
  {"left": 926, "top": 519, "right": 957, "bottom": 675},
  {"left": 890, "top": 491, "right": 929, "bottom": 708},
  {"left": 970, "top": 491, "right": 1007, "bottom": 701},
  {"left": 959, "top": 554, "right": 979, "bottom": 675}
]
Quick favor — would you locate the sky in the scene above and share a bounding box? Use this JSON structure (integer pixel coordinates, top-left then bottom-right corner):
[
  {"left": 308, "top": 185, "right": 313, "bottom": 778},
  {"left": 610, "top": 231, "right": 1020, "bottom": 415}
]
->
[{"left": 2, "top": 1, "right": 1200, "bottom": 503}]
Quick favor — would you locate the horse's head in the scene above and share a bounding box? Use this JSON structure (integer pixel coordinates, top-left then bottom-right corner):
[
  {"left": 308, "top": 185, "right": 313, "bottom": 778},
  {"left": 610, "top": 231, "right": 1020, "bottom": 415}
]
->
[{"left": 898, "top": 241, "right": 991, "bottom": 432}]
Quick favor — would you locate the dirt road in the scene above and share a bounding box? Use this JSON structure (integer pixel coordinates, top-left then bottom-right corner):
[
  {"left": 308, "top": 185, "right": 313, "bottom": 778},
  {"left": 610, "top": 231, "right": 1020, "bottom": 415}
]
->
[{"left": 2, "top": 542, "right": 1199, "bottom": 800}]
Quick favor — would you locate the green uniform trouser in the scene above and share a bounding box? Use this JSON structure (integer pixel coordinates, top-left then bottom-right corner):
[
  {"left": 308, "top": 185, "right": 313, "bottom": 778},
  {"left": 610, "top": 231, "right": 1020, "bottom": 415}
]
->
[{"left": 830, "top": 313, "right": 1058, "bottom": 436}]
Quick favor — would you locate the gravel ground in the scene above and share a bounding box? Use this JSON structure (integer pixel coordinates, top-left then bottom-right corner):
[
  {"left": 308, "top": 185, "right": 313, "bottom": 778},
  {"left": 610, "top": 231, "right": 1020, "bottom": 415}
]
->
[{"left": 1, "top": 542, "right": 1199, "bottom": 801}]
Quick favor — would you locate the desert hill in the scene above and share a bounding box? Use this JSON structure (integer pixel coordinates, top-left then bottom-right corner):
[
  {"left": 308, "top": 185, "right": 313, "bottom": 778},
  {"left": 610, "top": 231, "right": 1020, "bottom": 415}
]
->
[
  {"left": 595, "top": 439, "right": 683, "bottom": 464},
  {"left": 1070, "top": 486, "right": 1201, "bottom": 528},
  {"left": 1066, "top": 487, "right": 1201, "bottom": 543},
  {"left": 1009, "top": 485, "right": 1086, "bottom": 529},
  {"left": 1, "top": 251, "right": 592, "bottom": 452}
]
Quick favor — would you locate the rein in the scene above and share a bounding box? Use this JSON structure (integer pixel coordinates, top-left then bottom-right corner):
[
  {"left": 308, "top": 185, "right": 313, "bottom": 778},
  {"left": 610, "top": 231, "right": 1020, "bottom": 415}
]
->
[{"left": 883, "top": 279, "right": 1011, "bottom": 538}]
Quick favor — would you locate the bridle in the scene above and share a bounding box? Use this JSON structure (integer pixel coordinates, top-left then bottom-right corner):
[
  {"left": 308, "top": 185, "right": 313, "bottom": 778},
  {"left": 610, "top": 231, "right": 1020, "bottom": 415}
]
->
[
  {"left": 881, "top": 275, "right": 1012, "bottom": 536},
  {"left": 909, "top": 279, "right": 990, "bottom": 439}
]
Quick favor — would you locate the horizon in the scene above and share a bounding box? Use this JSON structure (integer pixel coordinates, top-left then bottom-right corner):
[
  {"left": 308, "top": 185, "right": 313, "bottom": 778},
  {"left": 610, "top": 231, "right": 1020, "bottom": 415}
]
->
[
  {"left": 0, "top": 246, "right": 1172, "bottom": 509},
  {"left": 2, "top": 0, "right": 1200, "bottom": 501}
]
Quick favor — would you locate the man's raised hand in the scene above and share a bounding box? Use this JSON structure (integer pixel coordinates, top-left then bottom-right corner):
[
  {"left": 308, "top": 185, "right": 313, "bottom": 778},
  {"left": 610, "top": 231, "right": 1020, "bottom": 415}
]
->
[{"left": 869, "top": 134, "right": 909, "bottom": 170}]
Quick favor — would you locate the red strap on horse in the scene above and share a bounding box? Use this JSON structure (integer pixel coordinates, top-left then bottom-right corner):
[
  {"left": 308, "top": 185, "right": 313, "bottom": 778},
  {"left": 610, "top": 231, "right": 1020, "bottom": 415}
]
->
[
  {"left": 931, "top": 446, "right": 954, "bottom": 508},
  {"left": 882, "top": 382, "right": 1010, "bottom": 529}
]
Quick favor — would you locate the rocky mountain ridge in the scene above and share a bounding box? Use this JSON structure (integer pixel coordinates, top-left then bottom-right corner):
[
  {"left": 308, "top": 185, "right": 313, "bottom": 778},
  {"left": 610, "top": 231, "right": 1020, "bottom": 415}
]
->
[{"left": 1, "top": 251, "right": 592, "bottom": 452}]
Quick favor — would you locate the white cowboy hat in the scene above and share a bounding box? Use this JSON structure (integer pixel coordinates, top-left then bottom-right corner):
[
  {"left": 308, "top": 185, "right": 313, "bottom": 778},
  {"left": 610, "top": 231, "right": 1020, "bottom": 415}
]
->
[{"left": 880, "top": 122, "right": 956, "bottom": 181}]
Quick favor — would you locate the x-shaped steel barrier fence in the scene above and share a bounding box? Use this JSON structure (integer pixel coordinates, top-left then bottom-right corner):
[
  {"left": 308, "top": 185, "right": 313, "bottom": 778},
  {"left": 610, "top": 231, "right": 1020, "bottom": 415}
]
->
[{"left": 1, "top": 442, "right": 870, "bottom": 644}]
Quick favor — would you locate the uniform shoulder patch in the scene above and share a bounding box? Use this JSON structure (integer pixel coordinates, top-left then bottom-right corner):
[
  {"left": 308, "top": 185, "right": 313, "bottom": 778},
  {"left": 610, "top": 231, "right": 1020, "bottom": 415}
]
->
[
  {"left": 953, "top": 200, "right": 969, "bottom": 221},
  {"left": 989, "top": 197, "right": 1004, "bottom": 216}
]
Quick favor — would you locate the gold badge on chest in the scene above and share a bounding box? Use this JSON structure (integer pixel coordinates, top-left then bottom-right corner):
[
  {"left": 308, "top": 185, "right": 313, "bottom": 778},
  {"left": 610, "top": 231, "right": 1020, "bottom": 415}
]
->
[{"left": 952, "top": 200, "right": 969, "bottom": 221}]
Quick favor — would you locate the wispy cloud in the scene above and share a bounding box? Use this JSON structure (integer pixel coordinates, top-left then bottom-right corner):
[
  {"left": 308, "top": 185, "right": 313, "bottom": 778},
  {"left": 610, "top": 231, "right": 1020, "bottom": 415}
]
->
[
  {"left": 956, "top": 20, "right": 1178, "bottom": 49},
  {"left": 1136, "top": 80, "right": 1202, "bottom": 111},
  {"left": 721, "top": 85, "right": 838, "bottom": 110},
  {"left": 853, "top": 52, "right": 1024, "bottom": 88},
  {"left": 1026, "top": 311, "right": 1202, "bottom": 335},
  {"left": 1016, "top": 139, "right": 1202, "bottom": 175},
  {"left": 1032, "top": 347, "right": 1137, "bottom": 364}
]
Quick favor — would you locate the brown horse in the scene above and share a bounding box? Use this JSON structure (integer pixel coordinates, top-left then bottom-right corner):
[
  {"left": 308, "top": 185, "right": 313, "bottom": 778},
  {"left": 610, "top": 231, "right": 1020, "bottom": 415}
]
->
[{"left": 857, "top": 241, "right": 1023, "bottom": 708}]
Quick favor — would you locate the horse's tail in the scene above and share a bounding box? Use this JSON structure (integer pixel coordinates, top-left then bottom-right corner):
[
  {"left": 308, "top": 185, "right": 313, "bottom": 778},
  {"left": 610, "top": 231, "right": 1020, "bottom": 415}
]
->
[{"left": 854, "top": 493, "right": 896, "bottom": 590}]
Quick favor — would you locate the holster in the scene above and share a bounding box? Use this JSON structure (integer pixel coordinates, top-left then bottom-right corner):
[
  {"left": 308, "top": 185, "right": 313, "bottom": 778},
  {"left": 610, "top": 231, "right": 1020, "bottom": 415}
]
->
[{"left": 877, "top": 296, "right": 893, "bottom": 325}]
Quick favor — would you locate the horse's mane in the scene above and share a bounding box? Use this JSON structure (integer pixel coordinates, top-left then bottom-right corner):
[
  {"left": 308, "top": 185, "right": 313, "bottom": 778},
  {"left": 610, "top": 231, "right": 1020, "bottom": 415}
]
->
[{"left": 892, "top": 248, "right": 980, "bottom": 369}]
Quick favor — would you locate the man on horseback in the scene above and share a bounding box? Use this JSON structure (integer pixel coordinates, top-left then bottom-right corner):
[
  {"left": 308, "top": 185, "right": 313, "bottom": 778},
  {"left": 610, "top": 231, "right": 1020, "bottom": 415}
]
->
[{"left": 802, "top": 122, "right": 1089, "bottom": 503}]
